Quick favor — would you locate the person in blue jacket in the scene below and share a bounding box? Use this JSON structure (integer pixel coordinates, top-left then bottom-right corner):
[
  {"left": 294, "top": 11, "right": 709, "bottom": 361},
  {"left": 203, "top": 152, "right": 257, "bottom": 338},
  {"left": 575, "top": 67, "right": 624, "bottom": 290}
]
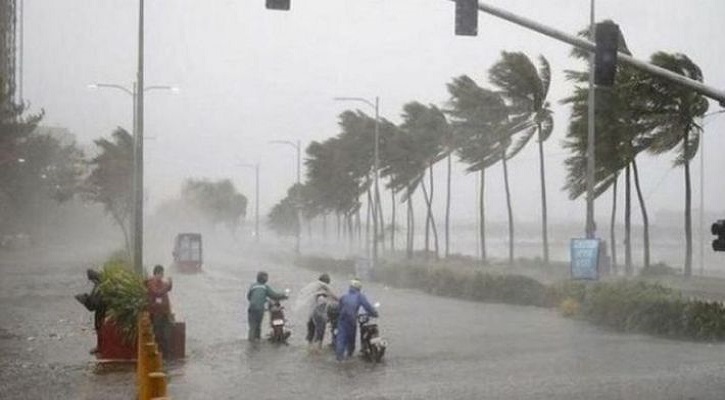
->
[
  {"left": 335, "top": 278, "right": 378, "bottom": 361},
  {"left": 247, "top": 271, "right": 288, "bottom": 341}
]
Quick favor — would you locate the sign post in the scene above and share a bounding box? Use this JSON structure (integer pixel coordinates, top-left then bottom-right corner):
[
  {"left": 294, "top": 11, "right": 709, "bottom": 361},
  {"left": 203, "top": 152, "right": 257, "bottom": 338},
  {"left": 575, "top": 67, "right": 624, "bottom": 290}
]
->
[{"left": 570, "top": 238, "right": 600, "bottom": 280}]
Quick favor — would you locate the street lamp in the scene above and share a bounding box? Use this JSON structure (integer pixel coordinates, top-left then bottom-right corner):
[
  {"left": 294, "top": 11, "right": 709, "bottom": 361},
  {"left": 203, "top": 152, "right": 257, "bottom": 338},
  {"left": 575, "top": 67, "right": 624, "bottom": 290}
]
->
[
  {"left": 585, "top": 0, "right": 596, "bottom": 239},
  {"left": 89, "top": 81, "right": 177, "bottom": 273},
  {"left": 333, "top": 96, "right": 380, "bottom": 268},
  {"left": 238, "top": 162, "right": 260, "bottom": 243},
  {"left": 269, "top": 140, "right": 301, "bottom": 255}
]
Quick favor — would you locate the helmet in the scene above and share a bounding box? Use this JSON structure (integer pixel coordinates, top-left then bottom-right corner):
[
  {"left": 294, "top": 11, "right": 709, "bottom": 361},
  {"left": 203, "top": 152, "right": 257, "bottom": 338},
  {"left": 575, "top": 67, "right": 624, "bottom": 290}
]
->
[
  {"left": 319, "top": 273, "right": 331, "bottom": 284},
  {"left": 350, "top": 278, "right": 362, "bottom": 290},
  {"left": 256, "top": 271, "right": 268, "bottom": 284}
]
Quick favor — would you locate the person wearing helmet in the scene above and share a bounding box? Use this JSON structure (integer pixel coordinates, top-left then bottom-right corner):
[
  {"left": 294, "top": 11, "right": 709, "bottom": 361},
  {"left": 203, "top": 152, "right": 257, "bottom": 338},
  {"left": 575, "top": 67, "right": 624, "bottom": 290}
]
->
[
  {"left": 247, "top": 271, "right": 288, "bottom": 341},
  {"left": 304, "top": 273, "right": 338, "bottom": 351},
  {"left": 335, "top": 278, "right": 378, "bottom": 361}
]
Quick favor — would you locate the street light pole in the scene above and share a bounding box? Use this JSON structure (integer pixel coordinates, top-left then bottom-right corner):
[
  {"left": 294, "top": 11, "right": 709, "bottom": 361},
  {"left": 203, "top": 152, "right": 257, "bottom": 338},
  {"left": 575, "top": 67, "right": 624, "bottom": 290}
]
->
[
  {"left": 239, "top": 162, "right": 261, "bottom": 242},
  {"left": 270, "top": 140, "right": 301, "bottom": 255},
  {"left": 134, "top": 0, "right": 145, "bottom": 275},
  {"left": 333, "top": 96, "right": 381, "bottom": 269},
  {"left": 585, "top": 0, "right": 596, "bottom": 239}
]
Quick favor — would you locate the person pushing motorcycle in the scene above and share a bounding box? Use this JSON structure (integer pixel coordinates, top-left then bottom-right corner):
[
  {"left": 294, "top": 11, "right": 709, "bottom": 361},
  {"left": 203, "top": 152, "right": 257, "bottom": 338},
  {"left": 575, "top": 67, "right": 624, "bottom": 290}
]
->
[
  {"left": 335, "top": 278, "right": 378, "bottom": 361},
  {"left": 247, "top": 271, "right": 288, "bottom": 341}
]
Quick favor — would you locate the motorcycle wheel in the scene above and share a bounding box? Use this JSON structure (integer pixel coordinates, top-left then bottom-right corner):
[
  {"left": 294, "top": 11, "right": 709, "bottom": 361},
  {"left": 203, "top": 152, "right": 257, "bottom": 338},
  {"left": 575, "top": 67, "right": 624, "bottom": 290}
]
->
[
  {"left": 369, "top": 343, "right": 385, "bottom": 363},
  {"left": 271, "top": 326, "right": 283, "bottom": 342}
]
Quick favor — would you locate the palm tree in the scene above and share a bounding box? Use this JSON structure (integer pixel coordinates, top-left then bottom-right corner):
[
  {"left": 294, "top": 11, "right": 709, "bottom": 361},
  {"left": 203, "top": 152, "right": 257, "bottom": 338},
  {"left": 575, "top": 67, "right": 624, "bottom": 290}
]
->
[
  {"left": 562, "top": 31, "right": 653, "bottom": 274},
  {"left": 447, "top": 75, "right": 529, "bottom": 264},
  {"left": 446, "top": 76, "right": 499, "bottom": 263},
  {"left": 379, "top": 124, "right": 424, "bottom": 259},
  {"left": 638, "top": 52, "right": 709, "bottom": 277},
  {"left": 398, "top": 102, "right": 448, "bottom": 260},
  {"left": 489, "top": 51, "right": 554, "bottom": 264}
]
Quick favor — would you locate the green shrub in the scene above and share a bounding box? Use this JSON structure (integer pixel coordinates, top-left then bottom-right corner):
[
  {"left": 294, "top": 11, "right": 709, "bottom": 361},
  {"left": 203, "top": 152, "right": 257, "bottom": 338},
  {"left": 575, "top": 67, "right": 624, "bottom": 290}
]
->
[{"left": 98, "top": 258, "right": 147, "bottom": 344}]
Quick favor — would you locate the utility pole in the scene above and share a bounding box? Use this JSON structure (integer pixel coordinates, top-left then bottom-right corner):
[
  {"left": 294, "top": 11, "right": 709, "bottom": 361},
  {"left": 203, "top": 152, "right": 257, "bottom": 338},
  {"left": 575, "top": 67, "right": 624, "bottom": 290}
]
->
[
  {"left": 133, "top": 0, "right": 145, "bottom": 275},
  {"left": 586, "top": 0, "right": 596, "bottom": 239}
]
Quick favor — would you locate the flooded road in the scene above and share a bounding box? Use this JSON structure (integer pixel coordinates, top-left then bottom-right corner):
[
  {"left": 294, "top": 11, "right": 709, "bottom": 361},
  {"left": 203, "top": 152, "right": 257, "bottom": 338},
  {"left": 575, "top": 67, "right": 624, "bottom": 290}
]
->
[{"left": 3, "top": 244, "right": 725, "bottom": 399}]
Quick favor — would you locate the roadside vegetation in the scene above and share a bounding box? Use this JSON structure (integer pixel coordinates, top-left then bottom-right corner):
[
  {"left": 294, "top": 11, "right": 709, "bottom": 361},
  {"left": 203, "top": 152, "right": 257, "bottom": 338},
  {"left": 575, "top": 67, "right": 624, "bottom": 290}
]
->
[{"left": 297, "top": 255, "right": 725, "bottom": 342}]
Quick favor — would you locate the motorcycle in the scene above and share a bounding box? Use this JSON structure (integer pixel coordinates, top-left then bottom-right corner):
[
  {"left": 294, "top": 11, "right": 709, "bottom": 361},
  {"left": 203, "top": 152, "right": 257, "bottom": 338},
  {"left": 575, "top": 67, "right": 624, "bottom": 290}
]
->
[
  {"left": 358, "top": 303, "right": 386, "bottom": 363},
  {"left": 326, "top": 302, "right": 340, "bottom": 348},
  {"left": 267, "top": 289, "right": 292, "bottom": 344}
]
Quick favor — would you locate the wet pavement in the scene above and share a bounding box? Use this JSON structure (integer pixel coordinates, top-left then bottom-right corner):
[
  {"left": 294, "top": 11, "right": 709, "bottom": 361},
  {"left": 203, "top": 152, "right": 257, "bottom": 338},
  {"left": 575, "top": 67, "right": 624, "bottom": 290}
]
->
[{"left": 3, "top": 244, "right": 725, "bottom": 399}]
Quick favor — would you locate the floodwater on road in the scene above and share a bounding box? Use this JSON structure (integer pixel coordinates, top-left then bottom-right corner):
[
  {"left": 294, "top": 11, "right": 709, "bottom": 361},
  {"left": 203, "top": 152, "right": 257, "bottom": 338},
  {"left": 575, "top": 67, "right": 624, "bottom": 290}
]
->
[{"left": 2, "top": 244, "right": 725, "bottom": 399}]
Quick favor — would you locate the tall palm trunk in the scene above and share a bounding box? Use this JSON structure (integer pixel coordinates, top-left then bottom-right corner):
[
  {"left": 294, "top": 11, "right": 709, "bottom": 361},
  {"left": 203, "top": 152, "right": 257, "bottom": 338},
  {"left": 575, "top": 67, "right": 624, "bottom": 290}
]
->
[
  {"left": 610, "top": 176, "right": 618, "bottom": 275},
  {"left": 336, "top": 212, "right": 341, "bottom": 242},
  {"left": 429, "top": 163, "right": 437, "bottom": 257},
  {"left": 421, "top": 165, "right": 440, "bottom": 260},
  {"left": 445, "top": 153, "right": 452, "bottom": 258},
  {"left": 479, "top": 169, "right": 487, "bottom": 263},
  {"left": 366, "top": 188, "right": 372, "bottom": 257},
  {"left": 376, "top": 185, "right": 385, "bottom": 253},
  {"left": 684, "top": 129, "right": 693, "bottom": 277},
  {"left": 625, "top": 165, "right": 632, "bottom": 276},
  {"left": 502, "top": 154, "right": 514, "bottom": 265},
  {"left": 323, "top": 213, "right": 328, "bottom": 242},
  {"left": 423, "top": 180, "right": 430, "bottom": 258},
  {"left": 632, "top": 159, "right": 650, "bottom": 269},
  {"left": 406, "top": 185, "right": 415, "bottom": 259},
  {"left": 356, "top": 209, "right": 362, "bottom": 250},
  {"left": 537, "top": 125, "right": 549, "bottom": 264},
  {"left": 390, "top": 190, "right": 396, "bottom": 253}
]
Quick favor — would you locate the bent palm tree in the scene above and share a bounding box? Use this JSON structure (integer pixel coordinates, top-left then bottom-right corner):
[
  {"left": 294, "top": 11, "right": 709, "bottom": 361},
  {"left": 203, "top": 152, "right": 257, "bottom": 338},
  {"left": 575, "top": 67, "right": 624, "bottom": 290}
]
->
[
  {"left": 489, "top": 51, "right": 554, "bottom": 264},
  {"left": 638, "top": 52, "right": 709, "bottom": 277}
]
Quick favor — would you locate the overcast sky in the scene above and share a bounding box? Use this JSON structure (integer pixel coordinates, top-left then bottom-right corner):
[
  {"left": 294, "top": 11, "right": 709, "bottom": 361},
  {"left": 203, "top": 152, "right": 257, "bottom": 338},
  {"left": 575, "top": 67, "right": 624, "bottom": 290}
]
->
[{"left": 22, "top": 0, "right": 725, "bottom": 227}]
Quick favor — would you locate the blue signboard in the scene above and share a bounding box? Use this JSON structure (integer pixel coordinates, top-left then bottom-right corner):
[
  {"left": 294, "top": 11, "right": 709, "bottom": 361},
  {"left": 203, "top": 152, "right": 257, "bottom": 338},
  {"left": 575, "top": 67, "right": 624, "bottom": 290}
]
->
[{"left": 570, "top": 238, "right": 600, "bottom": 280}]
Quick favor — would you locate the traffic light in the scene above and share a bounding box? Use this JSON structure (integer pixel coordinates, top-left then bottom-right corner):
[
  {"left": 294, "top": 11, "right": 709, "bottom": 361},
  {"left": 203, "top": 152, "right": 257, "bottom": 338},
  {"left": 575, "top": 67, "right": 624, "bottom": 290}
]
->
[
  {"left": 594, "top": 21, "right": 620, "bottom": 86},
  {"left": 266, "top": 0, "right": 290, "bottom": 11},
  {"left": 712, "top": 220, "right": 725, "bottom": 252},
  {"left": 455, "top": 0, "right": 478, "bottom": 36}
]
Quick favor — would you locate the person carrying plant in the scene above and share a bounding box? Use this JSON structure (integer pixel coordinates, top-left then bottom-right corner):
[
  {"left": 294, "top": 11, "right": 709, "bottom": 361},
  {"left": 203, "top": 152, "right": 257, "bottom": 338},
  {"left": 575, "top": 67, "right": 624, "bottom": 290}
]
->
[
  {"left": 246, "top": 271, "right": 288, "bottom": 341},
  {"left": 335, "top": 278, "right": 378, "bottom": 361},
  {"left": 146, "top": 265, "right": 173, "bottom": 358}
]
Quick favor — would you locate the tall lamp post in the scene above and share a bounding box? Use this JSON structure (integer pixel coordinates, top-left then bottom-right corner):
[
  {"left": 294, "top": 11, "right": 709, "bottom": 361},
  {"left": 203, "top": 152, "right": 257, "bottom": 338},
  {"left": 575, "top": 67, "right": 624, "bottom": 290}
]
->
[
  {"left": 238, "top": 162, "right": 260, "bottom": 242},
  {"left": 89, "top": 81, "right": 177, "bottom": 274},
  {"left": 585, "top": 0, "right": 596, "bottom": 239},
  {"left": 333, "top": 96, "right": 380, "bottom": 268},
  {"left": 270, "top": 140, "right": 301, "bottom": 254}
]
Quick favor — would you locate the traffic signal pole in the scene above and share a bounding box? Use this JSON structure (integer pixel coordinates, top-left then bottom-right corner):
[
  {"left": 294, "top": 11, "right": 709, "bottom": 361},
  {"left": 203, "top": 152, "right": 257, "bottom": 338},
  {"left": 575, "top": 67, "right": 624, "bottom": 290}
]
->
[
  {"left": 464, "top": 0, "right": 725, "bottom": 106},
  {"left": 585, "top": 0, "right": 595, "bottom": 239}
]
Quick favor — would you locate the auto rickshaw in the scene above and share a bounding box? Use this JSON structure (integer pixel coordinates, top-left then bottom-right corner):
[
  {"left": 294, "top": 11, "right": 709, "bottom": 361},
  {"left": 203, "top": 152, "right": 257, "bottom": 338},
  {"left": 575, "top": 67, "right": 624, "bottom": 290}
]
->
[{"left": 172, "top": 233, "right": 203, "bottom": 273}]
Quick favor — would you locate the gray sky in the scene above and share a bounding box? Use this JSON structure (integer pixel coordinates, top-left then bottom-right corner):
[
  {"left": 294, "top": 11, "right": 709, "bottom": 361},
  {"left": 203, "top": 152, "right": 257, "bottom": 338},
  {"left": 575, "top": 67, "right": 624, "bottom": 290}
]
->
[{"left": 23, "top": 0, "right": 725, "bottom": 226}]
